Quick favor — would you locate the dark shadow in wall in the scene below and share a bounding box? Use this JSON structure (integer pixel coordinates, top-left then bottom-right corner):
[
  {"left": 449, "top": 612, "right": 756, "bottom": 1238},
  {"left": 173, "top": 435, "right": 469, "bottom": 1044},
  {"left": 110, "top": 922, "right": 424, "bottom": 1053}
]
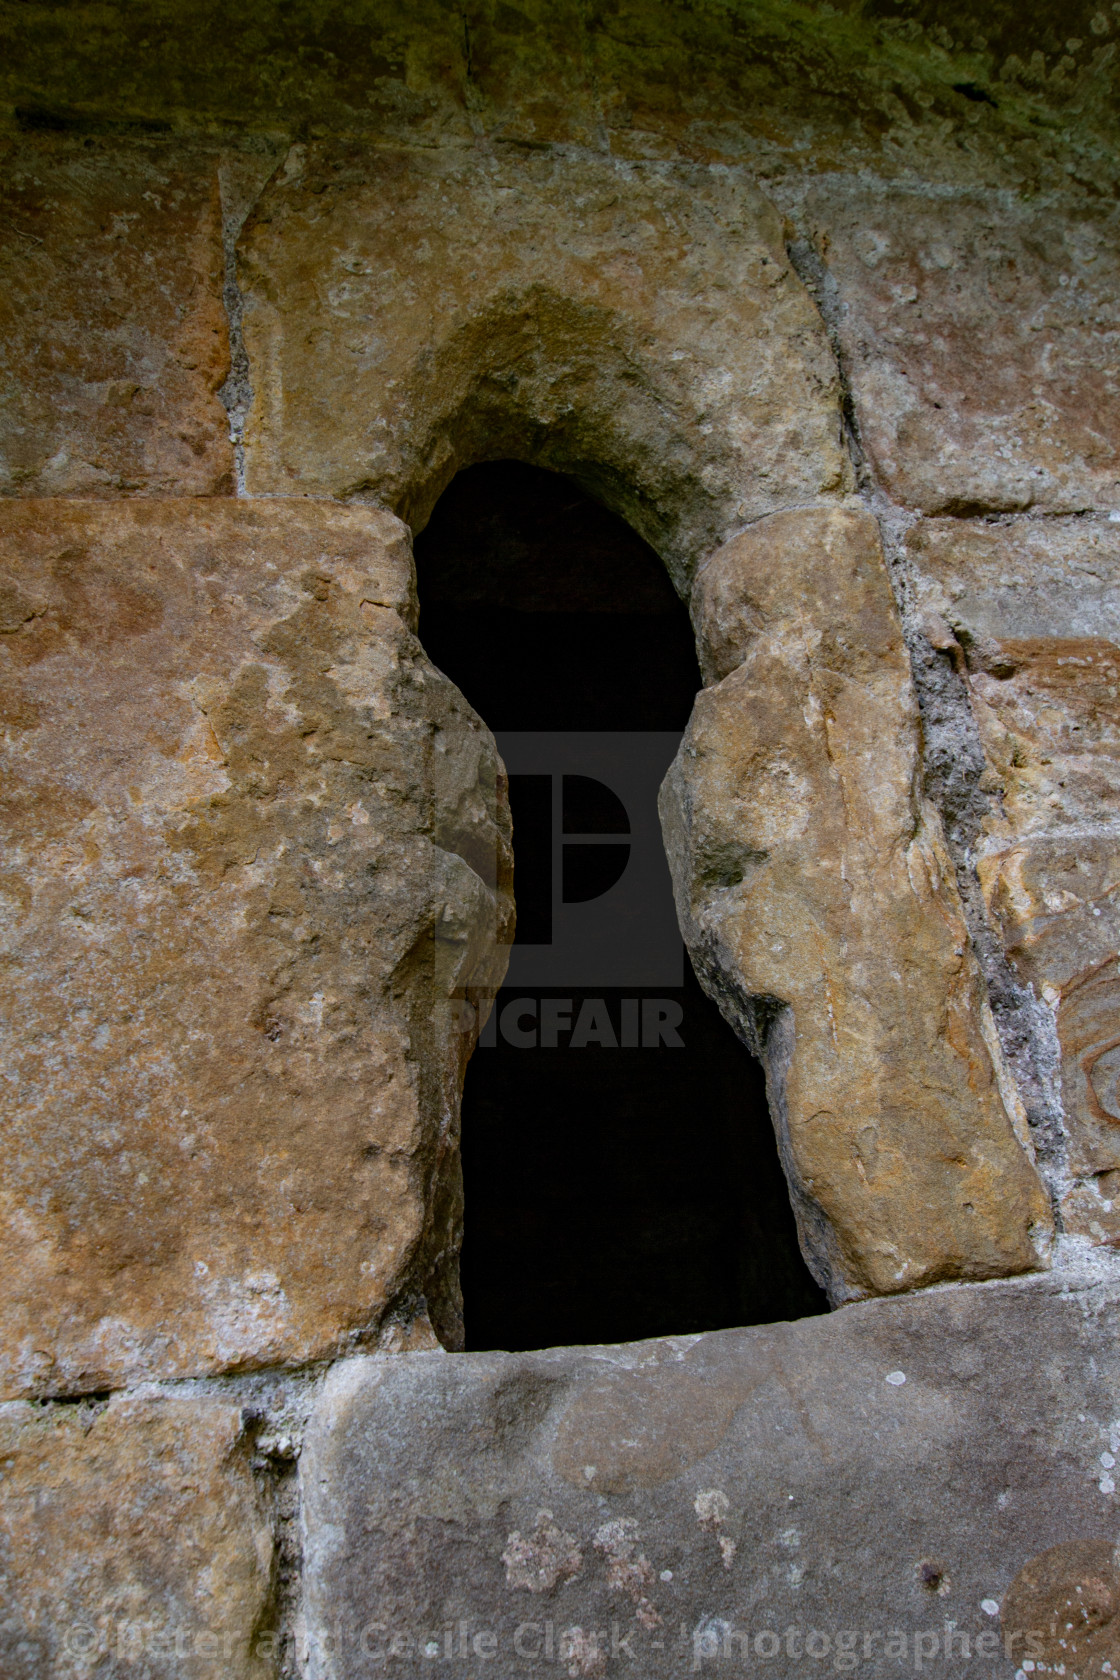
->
[{"left": 415, "top": 461, "right": 826, "bottom": 1351}]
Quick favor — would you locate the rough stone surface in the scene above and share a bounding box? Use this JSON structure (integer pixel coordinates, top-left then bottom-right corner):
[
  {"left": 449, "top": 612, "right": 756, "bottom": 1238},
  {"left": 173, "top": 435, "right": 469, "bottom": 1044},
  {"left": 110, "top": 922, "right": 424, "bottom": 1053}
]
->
[
  {"left": 299, "top": 1267, "right": 1120, "bottom": 1680},
  {"left": 909, "top": 520, "right": 1120, "bottom": 846},
  {"left": 2, "top": 0, "right": 1117, "bottom": 202},
  {"left": 0, "top": 1393, "right": 274, "bottom": 1678},
  {"left": 967, "top": 637, "right": 1120, "bottom": 839},
  {"left": 661, "top": 504, "right": 1050, "bottom": 1302},
  {"left": 239, "top": 145, "right": 848, "bottom": 583},
  {"left": 0, "top": 498, "right": 512, "bottom": 1397},
  {"left": 1, "top": 1, "right": 1120, "bottom": 1665},
  {"left": 981, "top": 836, "right": 1120, "bottom": 1194},
  {"left": 907, "top": 516, "right": 1120, "bottom": 1244},
  {"left": 0, "top": 136, "right": 233, "bottom": 497},
  {"left": 798, "top": 184, "right": 1120, "bottom": 515},
  {"left": 908, "top": 516, "right": 1120, "bottom": 647},
  {"left": 1001, "top": 1538, "right": 1120, "bottom": 1680}
]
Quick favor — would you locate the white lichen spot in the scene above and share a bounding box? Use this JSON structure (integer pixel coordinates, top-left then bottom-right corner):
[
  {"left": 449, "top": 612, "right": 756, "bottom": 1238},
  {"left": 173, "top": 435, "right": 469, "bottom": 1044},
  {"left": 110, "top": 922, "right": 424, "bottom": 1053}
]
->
[
  {"left": 981, "top": 1599, "right": 1000, "bottom": 1617},
  {"left": 502, "top": 1510, "right": 583, "bottom": 1594},
  {"left": 694, "top": 1489, "right": 730, "bottom": 1526},
  {"left": 1102, "top": 1452, "right": 1116, "bottom": 1469},
  {"left": 886, "top": 1370, "right": 907, "bottom": 1386},
  {"left": 659, "top": 1569, "right": 674, "bottom": 1583},
  {"left": 1100, "top": 1474, "right": 1116, "bottom": 1495},
  {"left": 694, "top": 1488, "right": 736, "bottom": 1568}
]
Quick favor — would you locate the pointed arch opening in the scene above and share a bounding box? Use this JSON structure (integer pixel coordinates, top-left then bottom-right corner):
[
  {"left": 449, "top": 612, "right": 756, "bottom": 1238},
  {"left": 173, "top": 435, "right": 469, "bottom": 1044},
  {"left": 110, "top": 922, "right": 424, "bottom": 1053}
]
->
[{"left": 414, "top": 459, "right": 825, "bottom": 1351}]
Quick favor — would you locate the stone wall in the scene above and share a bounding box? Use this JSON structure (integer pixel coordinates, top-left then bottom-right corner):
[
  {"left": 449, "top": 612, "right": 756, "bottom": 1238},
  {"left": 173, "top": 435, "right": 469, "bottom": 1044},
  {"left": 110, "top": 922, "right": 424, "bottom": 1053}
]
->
[{"left": 2, "top": 1, "right": 1119, "bottom": 1673}]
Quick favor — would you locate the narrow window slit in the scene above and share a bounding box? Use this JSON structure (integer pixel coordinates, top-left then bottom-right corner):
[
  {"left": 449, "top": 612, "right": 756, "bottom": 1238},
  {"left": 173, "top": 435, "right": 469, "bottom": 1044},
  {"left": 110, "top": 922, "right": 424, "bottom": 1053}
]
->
[{"left": 415, "top": 460, "right": 826, "bottom": 1351}]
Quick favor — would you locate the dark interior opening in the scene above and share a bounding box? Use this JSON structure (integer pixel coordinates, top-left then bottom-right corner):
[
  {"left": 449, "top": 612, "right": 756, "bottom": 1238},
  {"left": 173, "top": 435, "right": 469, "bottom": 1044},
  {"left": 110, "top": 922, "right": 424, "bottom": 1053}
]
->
[{"left": 415, "top": 460, "right": 826, "bottom": 1350}]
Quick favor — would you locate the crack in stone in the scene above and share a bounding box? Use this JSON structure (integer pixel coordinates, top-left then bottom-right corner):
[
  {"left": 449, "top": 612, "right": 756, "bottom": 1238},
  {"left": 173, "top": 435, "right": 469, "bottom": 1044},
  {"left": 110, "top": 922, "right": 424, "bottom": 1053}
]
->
[{"left": 217, "top": 147, "right": 281, "bottom": 496}]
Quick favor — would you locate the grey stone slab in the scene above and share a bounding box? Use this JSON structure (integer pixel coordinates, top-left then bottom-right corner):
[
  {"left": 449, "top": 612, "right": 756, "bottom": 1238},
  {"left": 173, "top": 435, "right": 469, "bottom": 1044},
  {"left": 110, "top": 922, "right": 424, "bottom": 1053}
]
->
[
  {"left": 907, "top": 516, "right": 1120, "bottom": 645},
  {"left": 299, "top": 1267, "right": 1120, "bottom": 1680}
]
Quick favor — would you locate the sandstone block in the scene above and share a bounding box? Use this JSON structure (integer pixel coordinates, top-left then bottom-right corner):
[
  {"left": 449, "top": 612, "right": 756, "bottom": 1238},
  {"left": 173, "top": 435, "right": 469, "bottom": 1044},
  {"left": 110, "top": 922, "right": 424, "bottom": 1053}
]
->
[
  {"left": 299, "top": 1269, "right": 1120, "bottom": 1680},
  {"left": 908, "top": 518, "right": 1120, "bottom": 839},
  {"left": 239, "top": 146, "right": 848, "bottom": 584},
  {"left": 0, "top": 498, "right": 512, "bottom": 1397},
  {"left": 803, "top": 185, "right": 1120, "bottom": 514},
  {"left": 0, "top": 136, "right": 233, "bottom": 497},
  {"left": 968, "top": 637, "right": 1120, "bottom": 838},
  {"left": 907, "top": 516, "right": 1120, "bottom": 1234},
  {"left": 980, "top": 836, "right": 1120, "bottom": 1226},
  {"left": 661, "top": 505, "right": 1050, "bottom": 1301},
  {"left": 0, "top": 1394, "right": 274, "bottom": 1679}
]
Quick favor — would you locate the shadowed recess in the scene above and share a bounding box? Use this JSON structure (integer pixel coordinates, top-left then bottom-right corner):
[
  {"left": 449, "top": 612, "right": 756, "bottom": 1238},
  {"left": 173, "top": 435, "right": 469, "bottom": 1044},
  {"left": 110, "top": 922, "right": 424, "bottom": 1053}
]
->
[{"left": 415, "top": 460, "right": 826, "bottom": 1350}]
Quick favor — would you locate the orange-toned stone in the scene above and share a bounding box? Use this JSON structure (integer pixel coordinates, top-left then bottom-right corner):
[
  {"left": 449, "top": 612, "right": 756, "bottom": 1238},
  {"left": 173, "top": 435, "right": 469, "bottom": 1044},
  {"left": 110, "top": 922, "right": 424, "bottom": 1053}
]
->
[
  {"left": 662, "top": 504, "right": 1051, "bottom": 1301},
  {"left": 966, "top": 638, "right": 1120, "bottom": 837},
  {"left": 0, "top": 499, "right": 512, "bottom": 1397},
  {"left": 980, "top": 836, "right": 1120, "bottom": 1204},
  {"left": 0, "top": 136, "right": 233, "bottom": 497},
  {"left": 239, "top": 144, "right": 849, "bottom": 582},
  {"left": 1001, "top": 1540, "right": 1120, "bottom": 1679},
  {"left": 0, "top": 1395, "right": 274, "bottom": 1679},
  {"left": 907, "top": 515, "right": 1120, "bottom": 1244}
]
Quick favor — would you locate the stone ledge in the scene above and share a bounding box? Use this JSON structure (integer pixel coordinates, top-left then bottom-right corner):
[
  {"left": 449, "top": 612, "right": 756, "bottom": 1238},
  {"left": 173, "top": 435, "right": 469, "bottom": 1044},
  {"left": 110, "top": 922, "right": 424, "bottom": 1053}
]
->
[{"left": 299, "top": 1265, "right": 1120, "bottom": 1680}]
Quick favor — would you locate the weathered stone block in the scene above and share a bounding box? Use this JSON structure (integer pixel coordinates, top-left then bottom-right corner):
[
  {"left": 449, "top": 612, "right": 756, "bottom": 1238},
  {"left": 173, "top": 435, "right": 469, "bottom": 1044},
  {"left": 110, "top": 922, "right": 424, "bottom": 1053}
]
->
[
  {"left": 661, "top": 505, "right": 1050, "bottom": 1301},
  {"left": 968, "top": 637, "right": 1120, "bottom": 837},
  {"left": 0, "top": 1394, "right": 274, "bottom": 1678},
  {"left": 908, "top": 516, "right": 1120, "bottom": 1237},
  {"left": 0, "top": 498, "right": 512, "bottom": 1397},
  {"left": 299, "top": 1269, "right": 1120, "bottom": 1680},
  {"left": 980, "top": 836, "right": 1120, "bottom": 1214},
  {"left": 803, "top": 185, "right": 1120, "bottom": 514},
  {"left": 0, "top": 136, "right": 233, "bottom": 497},
  {"left": 909, "top": 518, "right": 1120, "bottom": 839},
  {"left": 908, "top": 516, "right": 1120, "bottom": 646},
  {"left": 239, "top": 146, "right": 849, "bottom": 583}
]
